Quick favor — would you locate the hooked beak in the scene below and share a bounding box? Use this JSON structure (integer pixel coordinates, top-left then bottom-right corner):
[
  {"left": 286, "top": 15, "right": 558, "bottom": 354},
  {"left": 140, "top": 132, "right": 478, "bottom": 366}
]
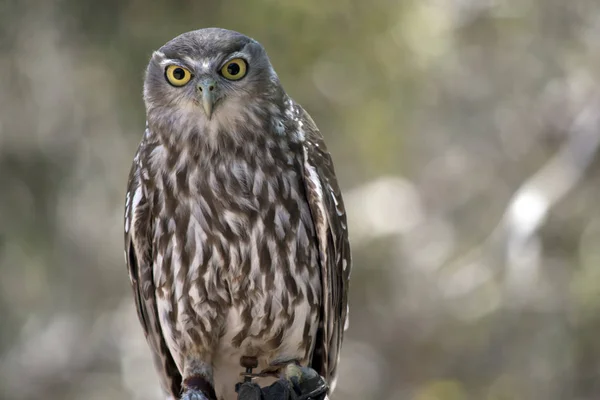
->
[{"left": 198, "top": 79, "right": 216, "bottom": 119}]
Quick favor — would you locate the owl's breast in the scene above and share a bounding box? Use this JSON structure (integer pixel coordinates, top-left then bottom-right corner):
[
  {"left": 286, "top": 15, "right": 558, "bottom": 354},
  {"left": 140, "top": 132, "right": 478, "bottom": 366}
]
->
[{"left": 150, "top": 149, "right": 322, "bottom": 381}]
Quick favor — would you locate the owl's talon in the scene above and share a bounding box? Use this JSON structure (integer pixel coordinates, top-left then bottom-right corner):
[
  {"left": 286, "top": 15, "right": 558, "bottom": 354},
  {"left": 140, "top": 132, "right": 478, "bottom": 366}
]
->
[{"left": 284, "top": 365, "right": 328, "bottom": 400}]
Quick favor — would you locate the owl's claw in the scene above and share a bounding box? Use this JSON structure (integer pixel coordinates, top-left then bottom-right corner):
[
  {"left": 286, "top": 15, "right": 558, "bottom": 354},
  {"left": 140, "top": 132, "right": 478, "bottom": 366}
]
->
[
  {"left": 284, "top": 364, "right": 328, "bottom": 400},
  {"left": 236, "top": 365, "right": 328, "bottom": 400}
]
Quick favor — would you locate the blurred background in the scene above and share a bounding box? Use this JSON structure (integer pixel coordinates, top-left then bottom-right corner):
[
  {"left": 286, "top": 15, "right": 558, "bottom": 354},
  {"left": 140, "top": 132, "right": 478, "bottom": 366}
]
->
[{"left": 2, "top": 0, "right": 600, "bottom": 399}]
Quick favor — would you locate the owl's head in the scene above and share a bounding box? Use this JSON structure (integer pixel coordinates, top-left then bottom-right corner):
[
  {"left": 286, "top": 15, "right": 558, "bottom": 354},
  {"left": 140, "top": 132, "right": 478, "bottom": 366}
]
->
[{"left": 143, "top": 28, "right": 284, "bottom": 135}]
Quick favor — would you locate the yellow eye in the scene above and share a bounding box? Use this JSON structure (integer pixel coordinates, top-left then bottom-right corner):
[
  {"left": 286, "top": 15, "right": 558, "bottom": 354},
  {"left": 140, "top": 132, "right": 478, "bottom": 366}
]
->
[
  {"left": 221, "top": 58, "right": 247, "bottom": 81},
  {"left": 165, "top": 65, "right": 192, "bottom": 86}
]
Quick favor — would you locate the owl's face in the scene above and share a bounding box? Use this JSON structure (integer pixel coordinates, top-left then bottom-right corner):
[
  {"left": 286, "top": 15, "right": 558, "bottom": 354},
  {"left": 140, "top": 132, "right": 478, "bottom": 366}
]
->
[{"left": 143, "top": 28, "right": 281, "bottom": 130}]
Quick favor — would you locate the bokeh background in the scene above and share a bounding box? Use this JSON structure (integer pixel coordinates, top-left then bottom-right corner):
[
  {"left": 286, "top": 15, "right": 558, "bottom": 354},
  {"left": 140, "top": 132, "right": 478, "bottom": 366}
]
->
[{"left": 2, "top": 1, "right": 600, "bottom": 399}]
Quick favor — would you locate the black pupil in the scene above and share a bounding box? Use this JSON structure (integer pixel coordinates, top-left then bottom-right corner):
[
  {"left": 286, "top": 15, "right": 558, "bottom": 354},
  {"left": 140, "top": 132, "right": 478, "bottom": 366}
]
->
[
  {"left": 173, "top": 68, "right": 185, "bottom": 80},
  {"left": 227, "top": 62, "right": 241, "bottom": 76}
]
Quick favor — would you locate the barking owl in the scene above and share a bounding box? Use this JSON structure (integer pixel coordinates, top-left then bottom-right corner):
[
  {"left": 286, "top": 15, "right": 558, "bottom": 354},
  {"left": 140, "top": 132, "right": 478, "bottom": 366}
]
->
[{"left": 123, "top": 28, "right": 351, "bottom": 400}]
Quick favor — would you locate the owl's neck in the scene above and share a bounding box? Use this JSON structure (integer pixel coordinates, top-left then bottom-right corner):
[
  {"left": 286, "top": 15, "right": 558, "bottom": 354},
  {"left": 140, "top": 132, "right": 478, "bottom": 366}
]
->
[{"left": 146, "top": 95, "right": 295, "bottom": 157}]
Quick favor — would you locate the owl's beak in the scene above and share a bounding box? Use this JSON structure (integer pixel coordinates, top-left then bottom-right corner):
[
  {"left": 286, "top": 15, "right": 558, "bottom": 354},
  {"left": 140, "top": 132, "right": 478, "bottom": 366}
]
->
[{"left": 197, "top": 80, "right": 216, "bottom": 119}]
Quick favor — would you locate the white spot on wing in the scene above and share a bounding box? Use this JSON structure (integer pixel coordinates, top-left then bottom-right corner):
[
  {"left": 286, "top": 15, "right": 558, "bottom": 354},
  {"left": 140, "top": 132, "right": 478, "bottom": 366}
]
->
[
  {"left": 297, "top": 119, "right": 305, "bottom": 140},
  {"left": 305, "top": 157, "right": 324, "bottom": 202},
  {"left": 126, "top": 186, "right": 143, "bottom": 234},
  {"left": 132, "top": 186, "right": 143, "bottom": 211},
  {"left": 344, "top": 305, "right": 350, "bottom": 330},
  {"left": 124, "top": 191, "right": 131, "bottom": 233}
]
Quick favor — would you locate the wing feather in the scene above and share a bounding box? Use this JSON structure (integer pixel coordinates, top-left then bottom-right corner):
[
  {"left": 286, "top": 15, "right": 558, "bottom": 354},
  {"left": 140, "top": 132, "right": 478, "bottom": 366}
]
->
[
  {"left": 298, "top": 106, "right": 351, "bottom": 390},
  {"left": 124, "top": 139, "right": 182, "bottom": 397}
]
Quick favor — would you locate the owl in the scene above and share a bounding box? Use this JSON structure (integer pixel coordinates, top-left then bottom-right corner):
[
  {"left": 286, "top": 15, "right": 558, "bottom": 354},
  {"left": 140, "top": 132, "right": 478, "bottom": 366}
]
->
[{"left": 123, "top": 28, "right": 350, "bottom": 400}]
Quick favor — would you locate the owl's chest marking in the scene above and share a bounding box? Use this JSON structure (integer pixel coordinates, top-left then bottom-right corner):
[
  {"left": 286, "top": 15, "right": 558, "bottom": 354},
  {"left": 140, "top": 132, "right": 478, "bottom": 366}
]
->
[{"left": 148, "top": 140, "right": 322, "bottom": 382}]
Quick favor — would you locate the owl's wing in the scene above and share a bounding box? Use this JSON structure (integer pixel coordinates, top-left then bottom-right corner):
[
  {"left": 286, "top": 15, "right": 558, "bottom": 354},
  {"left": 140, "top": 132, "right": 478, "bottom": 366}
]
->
[
  {"left": 298, "top": 107, "right": 351, "bottom": 390},
  {"left": 124, "top": 140, "right": 182, "bottom": 398}
]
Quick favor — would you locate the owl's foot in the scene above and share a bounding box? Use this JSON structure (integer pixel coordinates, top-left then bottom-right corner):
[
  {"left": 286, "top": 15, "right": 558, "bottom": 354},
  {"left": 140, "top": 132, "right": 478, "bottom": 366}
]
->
[
  {"left": 182, "top": 375, "right": 217, "bottom": 400},
  {"left": 283, "top": 364, "right": 328, "bottom": 399},
  {"left": 236, "top": 365, "right": 328, "bottom": 400}
]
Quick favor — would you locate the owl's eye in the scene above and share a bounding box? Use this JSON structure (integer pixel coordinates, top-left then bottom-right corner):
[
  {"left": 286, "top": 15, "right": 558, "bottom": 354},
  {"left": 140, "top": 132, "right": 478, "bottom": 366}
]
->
[
  {"left": 165, "top": 65, "right": 192, "bottom": 86},
  {"left": 220, "top": 59, "right": 247, "bottom": 81}
]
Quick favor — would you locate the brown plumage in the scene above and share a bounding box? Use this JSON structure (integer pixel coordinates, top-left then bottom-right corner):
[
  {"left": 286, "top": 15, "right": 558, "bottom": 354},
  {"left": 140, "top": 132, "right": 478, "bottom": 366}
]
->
[{"left": 123, "top": 28, "right": 350, "bottom": 400}]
